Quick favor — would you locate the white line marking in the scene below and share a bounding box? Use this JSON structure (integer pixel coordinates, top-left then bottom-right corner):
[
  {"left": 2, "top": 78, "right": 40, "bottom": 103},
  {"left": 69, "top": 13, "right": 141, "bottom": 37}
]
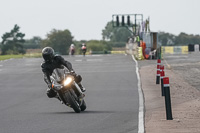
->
[
  {"left": 132, "top": 55, "right": 144, "bottom": 133},
  {"left": 75, "top": 60, "right": 82, "bottom": 62},
  {"left": 87, "top": 59, "right": 103, "bottom": 62},
  {"left": 164, "top": 55, "right": 188, "bottom": 58},
  {"left": 75, "top": 59, "right": 103, "bottom": 62}
]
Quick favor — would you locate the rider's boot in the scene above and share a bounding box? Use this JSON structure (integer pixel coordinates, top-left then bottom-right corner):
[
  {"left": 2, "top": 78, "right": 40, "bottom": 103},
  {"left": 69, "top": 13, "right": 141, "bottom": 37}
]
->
[{"left": 55, "top": 95, "right": 63, "bottom": 104}]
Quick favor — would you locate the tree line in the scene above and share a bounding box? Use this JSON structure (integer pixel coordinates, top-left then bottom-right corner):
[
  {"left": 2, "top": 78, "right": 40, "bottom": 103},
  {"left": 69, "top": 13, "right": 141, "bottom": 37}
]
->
[
  {"left": 158, "top": 32, "right": 200, "bottom": 46},
  {"left": 0, "top": 25, "right": 75, "bottom": 55},
  {"left": 1, "top": 23, "right": 200, "bottom": 55},
  {"left": 0, "top": 22, "right": 128, "bottom": 55}
]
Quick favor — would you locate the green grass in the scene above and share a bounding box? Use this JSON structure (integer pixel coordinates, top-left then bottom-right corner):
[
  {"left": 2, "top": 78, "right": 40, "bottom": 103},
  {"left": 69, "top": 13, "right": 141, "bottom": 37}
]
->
[{"left": 0, "top": 53, "right": 42, "bottom": 61}]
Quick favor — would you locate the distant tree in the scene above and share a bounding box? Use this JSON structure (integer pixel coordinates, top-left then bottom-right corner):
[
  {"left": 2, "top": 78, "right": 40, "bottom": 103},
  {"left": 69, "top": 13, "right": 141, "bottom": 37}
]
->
[
  {"left": 158, "top": 32, "right": 176, "bottom": 46},
  {"left": 23, "top": 36, "right": 42, "bottom": 49},
  {"left": 102, "top": 21, "right": 132, "bottom": 42},
  {"left": 1, "top": 24, "right": 25, "bottom": 55},
  {"left": 175, "top": 32, "right": 200, "bottom": 45},
  {"left": 102, "top": 22, "right": 113, "bottom": 41},
  {"left": 87, "top": 40, "right": 112, "bottom": 52},
  {"left": 107, "top": 41, "right": 126, "bottom": 47},
  {"left": 42, "top": 29, "right": 73, "bottom": 55},
  {"left": 158, "top": 32, "right": 200, "bottom": 46}
]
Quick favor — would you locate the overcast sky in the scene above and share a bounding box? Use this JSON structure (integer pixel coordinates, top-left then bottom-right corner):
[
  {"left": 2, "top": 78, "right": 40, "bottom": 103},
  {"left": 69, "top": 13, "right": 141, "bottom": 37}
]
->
[{"left": 0, "top": 0, "right": 199, "bottom": 41}]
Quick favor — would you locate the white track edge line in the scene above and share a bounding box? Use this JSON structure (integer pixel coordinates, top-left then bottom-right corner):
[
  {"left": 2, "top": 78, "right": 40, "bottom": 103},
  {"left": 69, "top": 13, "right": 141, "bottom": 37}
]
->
[{"left": 132, "top": 55, "right": 145, "bottom": 133}]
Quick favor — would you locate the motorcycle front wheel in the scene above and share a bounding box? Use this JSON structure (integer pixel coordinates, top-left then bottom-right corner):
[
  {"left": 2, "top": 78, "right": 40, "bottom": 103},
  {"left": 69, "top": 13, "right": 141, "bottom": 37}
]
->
[
  {"left": 80, "top": 99, "right": 86, "bottom": 111},
  {"left": 65, "top": 91, "right": 81, "bottom": 113}
]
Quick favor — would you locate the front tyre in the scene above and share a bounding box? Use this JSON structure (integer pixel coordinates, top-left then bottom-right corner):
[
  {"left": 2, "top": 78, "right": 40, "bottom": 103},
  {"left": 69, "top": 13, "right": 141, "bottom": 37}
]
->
[
  {"left": 65, "top": 91, "right": 81, "bottom": 113},
  {"left": 80, "top": 99, "right": 86, "bottom": 111}
]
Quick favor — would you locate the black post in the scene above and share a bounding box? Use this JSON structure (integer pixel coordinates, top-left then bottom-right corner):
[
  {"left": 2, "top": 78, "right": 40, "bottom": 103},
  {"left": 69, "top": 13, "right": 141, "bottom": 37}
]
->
[
  {"left": 160, "top": 66, "right": 165, "bottom": 96},
  {"left": 163, "top": 77, "right": 173, "bottom": 120},
  {"left": 161, "top": 78, "right": 164, "bottom": 96},
  {"left": 156, "top": 74, "right": 160, "bottom": 84},
  {"left": 156, "top": 59, "right": 161, "bottom": 84}
]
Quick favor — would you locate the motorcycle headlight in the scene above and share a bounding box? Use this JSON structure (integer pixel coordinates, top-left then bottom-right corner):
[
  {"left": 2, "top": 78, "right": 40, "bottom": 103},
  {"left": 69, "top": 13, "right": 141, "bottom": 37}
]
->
[{"left": 64, "top": 77, "right": 73, "bottom": 86}]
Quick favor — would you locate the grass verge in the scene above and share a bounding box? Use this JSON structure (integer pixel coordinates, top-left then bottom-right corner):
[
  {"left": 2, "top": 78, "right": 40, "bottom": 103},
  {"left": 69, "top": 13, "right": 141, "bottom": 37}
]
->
[{"left": 0, "top": 53, "right": 42, "bottom": 61}]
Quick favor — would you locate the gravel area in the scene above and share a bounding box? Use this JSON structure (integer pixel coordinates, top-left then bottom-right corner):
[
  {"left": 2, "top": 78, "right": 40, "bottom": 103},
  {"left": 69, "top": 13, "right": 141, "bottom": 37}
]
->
[
  {"left": 171, "top": 62, "right": 200, "bottom": 91},
  {"left": 138, "top": 53, "right": 200, "bottom": 92},
  {"left": 139, "top": 53, "right": 200, "bottom": 133}
]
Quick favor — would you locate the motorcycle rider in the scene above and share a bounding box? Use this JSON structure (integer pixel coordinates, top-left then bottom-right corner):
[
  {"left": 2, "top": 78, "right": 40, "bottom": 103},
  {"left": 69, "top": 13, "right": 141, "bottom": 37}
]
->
[
  {"left": 41, "top": 47, "right": 86, "bottom": 99},
  {"left": 69, "top": 44, "right": 75, "bottom": 55},
  {"left": 81, "top": 43, "right": 87, "bottom": 56}
]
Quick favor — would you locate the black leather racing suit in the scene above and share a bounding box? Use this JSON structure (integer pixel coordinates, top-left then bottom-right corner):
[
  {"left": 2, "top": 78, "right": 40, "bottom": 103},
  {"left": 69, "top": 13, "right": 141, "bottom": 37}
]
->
[{"left": 41, "top": 55, "right": 81, "bottom": 98}]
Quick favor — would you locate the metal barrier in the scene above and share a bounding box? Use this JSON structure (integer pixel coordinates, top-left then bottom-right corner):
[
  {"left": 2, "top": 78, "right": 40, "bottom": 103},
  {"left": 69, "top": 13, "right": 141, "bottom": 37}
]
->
[{"left": 162, "top": 46, "right": 188, "bottom": 54}]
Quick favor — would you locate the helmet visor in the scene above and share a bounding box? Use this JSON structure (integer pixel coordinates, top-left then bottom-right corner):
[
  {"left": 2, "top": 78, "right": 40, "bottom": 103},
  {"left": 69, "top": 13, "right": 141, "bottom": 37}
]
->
[{"left": 43, "top": 54, "right": 53, "bottom": 62}]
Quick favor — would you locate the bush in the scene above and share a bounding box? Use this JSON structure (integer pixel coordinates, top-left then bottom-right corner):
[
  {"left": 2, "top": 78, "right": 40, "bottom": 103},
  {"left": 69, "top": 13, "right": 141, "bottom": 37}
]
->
[
  {"left": 86, "top": 40, "right": 112, "bottom": 52},
  {"left": 108, "top": 42, "right": 126, "bottom": 47}
]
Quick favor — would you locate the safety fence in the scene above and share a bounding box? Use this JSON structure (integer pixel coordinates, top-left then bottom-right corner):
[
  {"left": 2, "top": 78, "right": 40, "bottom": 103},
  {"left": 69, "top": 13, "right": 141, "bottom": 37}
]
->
[
  {"left": 162, "top": 46, "right": 188, "bottom": 54},
  {"left": 89, "top": 50, "right": 125, "bottom": 54},
  {"left": 126, "top": 45, "right": 190, "bottom": 60}
]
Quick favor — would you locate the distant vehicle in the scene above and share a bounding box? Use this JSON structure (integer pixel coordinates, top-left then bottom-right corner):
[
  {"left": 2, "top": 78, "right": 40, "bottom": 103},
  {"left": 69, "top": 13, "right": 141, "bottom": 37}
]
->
[
  {"left": 69, "top": 44, "right": 75, "bottom": 56},
  {"left": 81, "top": 43, "right": 87, "bottom": 56}
]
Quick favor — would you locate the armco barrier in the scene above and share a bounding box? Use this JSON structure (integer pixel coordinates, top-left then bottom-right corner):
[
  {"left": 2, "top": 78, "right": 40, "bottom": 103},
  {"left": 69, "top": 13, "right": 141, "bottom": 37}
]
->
[
  {"left": 162, "top": 46, "right": 174, "bottom": 54},
  {"left": 174, "top": 46, "right": 182, "bottom": 53},
  {"left": 181, "top": 46, "right": 189, "bottom": 54},
  {"left": 90, "top": 51, "right": 126, "bottom": 54},
  {"left": 162, "top": 46, "right": 188, "bottom": 54},
  {"left": 111, "top": 51, "right": 125, "bottom": 54}
]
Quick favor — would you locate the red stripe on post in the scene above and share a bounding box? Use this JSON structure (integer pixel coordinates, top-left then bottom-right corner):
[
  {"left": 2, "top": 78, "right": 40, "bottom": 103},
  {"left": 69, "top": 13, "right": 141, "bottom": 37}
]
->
[
  {"left": 161, "top": 70, "right": 165, "bottom": 77},
  {"left": 160, "top": 70, "right": 165, "bottom": 79},
  {"left": 157, "top": 60, "right": 161, "bottom": 70},
  {"left": 163, "top": 77, "right": 169, "bottom": 84},
  {"left": 160, "top": 65, "right": 163, "bottom": 74},
  {"left": 160, "top": 65, "right": 164, "bottom": 71},
  {"left": 163, "top": 77, "right": 169, "bottom": 87},
  {"left": 157, "top": 70, "right": 160, "bottom": 75}
]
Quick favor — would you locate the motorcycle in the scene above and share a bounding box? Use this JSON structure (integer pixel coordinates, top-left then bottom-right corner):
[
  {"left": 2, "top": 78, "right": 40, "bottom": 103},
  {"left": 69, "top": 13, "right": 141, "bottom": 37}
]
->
[
  {"left": 81, "top": 46, "right": 86, "bottom": 56},
  {"left": 82, "top": 49, "right": 86, "bottom": 56},
  {"left": 50, "top": 68, "right": 86, "bottom": 113},
  {"left": 69, "top": 48, "right": 75, "bottom": 56}
]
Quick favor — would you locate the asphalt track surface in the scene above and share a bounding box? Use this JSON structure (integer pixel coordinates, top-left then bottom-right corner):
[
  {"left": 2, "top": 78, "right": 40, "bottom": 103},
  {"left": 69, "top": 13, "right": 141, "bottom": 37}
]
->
[{"left": 0, "top": 54, "right": 139, "bottom": 133}]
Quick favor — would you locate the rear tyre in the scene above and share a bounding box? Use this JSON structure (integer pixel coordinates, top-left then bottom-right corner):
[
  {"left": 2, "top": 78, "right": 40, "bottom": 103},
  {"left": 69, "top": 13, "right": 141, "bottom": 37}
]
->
[
  {"left": 71, "top": 50, "right": 75, "bottom": 55},
  {"left": 65, "top": 91, "right": 81, "bottom": 113}
]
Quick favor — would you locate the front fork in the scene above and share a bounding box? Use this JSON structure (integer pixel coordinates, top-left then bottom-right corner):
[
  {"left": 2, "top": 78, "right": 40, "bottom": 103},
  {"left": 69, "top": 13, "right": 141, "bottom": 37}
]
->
[
  {"left": 74, "top": 82, "right": 84, "bottom": 96},
  {"left": 56, "top": 81, "right": 84, "bottom": 106}
]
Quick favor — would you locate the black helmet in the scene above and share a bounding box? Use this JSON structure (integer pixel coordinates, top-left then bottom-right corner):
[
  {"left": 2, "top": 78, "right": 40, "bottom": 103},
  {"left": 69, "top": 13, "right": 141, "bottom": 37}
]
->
[{"left": 42, "top": 47, "right": 54, "bottom": 62}]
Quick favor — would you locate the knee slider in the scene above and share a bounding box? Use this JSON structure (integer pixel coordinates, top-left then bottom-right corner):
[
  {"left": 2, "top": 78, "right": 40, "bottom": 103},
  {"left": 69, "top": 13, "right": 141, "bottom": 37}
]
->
[{"left": 46, "top": 89, "right": 57, "bottom": 98}]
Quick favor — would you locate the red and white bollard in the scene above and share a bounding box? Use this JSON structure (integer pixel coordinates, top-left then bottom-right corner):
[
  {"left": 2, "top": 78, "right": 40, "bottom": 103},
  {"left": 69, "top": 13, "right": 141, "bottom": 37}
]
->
[
  {"left": 163, "top": 77, "right": 173, "bottom": 120},
  {"left": 160, "top": 65, "right": 165, "bottom": 96},
  {"left": 156, "top": 59, "right": 161, "bottom": 84}
]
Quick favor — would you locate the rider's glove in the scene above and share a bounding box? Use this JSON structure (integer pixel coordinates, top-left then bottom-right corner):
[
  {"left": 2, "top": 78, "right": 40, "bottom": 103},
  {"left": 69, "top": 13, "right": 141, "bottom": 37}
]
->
[{"left": 70, "top": 70, "right": 76, "bottom": 76}]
